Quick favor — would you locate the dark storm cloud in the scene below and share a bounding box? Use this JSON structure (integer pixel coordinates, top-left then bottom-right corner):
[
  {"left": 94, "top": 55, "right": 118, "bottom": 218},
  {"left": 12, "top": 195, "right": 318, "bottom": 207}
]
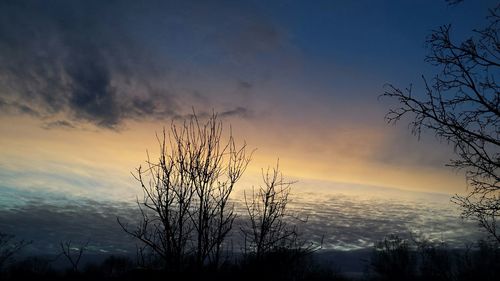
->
[
  {"left": 0, "top": 0, "right": 266, "bottom": 129},
  {"left": 0, "top": 0, "right": 175, "bottom": 129}
]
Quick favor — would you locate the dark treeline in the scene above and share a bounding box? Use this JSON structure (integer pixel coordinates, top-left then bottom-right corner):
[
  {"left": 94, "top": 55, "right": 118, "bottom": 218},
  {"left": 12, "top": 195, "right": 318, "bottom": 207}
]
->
[
  {"left": 368, "top": 235, "right": 500, "bottom": 281},
  {"left": 0, "top": 233, "right": 499, "bottom": 281}
]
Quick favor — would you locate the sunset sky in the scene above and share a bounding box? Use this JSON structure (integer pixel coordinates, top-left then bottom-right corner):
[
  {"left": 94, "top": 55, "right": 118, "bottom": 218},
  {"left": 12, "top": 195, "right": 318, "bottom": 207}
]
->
[{"left": 0, "top": 0, "right": 496, "bottom": 255}]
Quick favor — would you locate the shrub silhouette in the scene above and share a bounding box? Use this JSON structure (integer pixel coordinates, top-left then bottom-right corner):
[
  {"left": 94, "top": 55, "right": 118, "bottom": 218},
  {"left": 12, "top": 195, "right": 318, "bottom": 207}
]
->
[
  {"left": 367, "top": 235, "right": 500, "bottom": 281},
  {"left": 415, "top": 238, "right": 453, "bottom": 281},
  {"left": 456, "top": 240, "right": 500, "bottom": 281},
  {"left": 84, "top": 255, "right": 135, "bottom": 279},
  {"left": 7, "top": 256, "right": 57, "bottom": 280},
  {"left": 369, "top": 235, "right": 417, "bottom": 281}
]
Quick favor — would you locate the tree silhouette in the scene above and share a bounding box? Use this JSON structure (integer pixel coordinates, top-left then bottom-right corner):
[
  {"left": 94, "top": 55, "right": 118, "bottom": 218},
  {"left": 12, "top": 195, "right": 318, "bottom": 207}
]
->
[
  {"left": 242, "top": 162, "right": 300, "bottom": 258},
  {"left": 411, "top": 235, "right": 453, "bottom": 281},
  {"left": 0, "top": 232, "right": 30, "bottom": 271},
  {"left": 240, "top": 163, "right": 320, "bottom": 280},
  {"left": 119, "top": 112, "right": 251, "bottom": 271},
  {"left": 383, "top": 4, "right": 500, "bottom": 242},
  {"left": 370, "top": 235, "right": 417, "bottom": 281},
  {"left": 60, "top": 240, "right": 89, "bottom": 273}
]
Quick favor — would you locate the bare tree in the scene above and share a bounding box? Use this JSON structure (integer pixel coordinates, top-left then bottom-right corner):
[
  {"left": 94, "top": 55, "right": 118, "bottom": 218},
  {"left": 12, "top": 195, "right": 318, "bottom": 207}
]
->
[
  {"left": 382, "top": 5, "right": 500, "bottom": 242},
  {"left": 119, "top": 112, "right": 251, "bottom": 271},
  {"left": 0, "top": 232, "right": 30, "bottom": 271},
  {"left": 60, "top": 240, "right": 88, "bottom": 273},
  {"left": 241, "top": 162, "right": 304, "bottom": 259}
]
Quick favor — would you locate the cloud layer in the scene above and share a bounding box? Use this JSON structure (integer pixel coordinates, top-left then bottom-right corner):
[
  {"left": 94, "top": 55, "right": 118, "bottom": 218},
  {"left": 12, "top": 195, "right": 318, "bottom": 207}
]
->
[{"left": 0, "top": 182, "right": 483, "bottom": 258}]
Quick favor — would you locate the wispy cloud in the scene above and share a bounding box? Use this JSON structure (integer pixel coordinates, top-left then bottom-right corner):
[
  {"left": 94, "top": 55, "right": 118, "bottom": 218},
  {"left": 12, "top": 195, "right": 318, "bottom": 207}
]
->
[{"left": 220, "top": 107, "right": 253, "bottom": 118}]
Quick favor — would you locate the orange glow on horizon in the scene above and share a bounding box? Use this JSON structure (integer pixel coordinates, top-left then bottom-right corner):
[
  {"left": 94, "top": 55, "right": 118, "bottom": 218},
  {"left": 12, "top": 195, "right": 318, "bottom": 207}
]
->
[{"left": 0, "top": 115, "right": 465, "bottom": 201}]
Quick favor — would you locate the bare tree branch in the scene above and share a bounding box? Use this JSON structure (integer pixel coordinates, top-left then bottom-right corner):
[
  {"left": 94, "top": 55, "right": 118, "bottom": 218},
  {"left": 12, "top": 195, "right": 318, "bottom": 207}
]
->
[
  {"left": 241, "top": 161, "right": 318, "bottom": 259},
  {"left": 0, "top": 233, "right": 31, "bottom": 271},
  {"left": 60, "top": 240, "right": 89, "bottom": 273},
  {"left": 382, "top": 5, "right": 500, "bottom": 242},
  {"left": 118, "top": 111, "right": 252, "bottom": 271}
]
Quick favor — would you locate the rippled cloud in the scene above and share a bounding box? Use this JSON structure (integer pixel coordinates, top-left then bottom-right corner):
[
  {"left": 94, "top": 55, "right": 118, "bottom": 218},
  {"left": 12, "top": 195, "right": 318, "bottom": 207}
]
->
[{"left": 0, "top": 183, "right": 484, "bottom": 257}]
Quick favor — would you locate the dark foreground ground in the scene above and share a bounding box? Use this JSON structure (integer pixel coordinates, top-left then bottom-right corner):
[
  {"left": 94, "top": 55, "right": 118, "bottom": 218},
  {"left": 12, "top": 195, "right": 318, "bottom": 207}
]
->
[{"left": 1, "top": 240, "right": 499, "bottom": 281}]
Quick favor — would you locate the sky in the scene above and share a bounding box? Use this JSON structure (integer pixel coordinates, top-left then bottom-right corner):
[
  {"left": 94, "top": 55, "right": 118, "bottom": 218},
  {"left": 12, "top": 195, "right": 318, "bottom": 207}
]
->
[{"left": 0, "top": 0, "right": 497, "bottom": 255}]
